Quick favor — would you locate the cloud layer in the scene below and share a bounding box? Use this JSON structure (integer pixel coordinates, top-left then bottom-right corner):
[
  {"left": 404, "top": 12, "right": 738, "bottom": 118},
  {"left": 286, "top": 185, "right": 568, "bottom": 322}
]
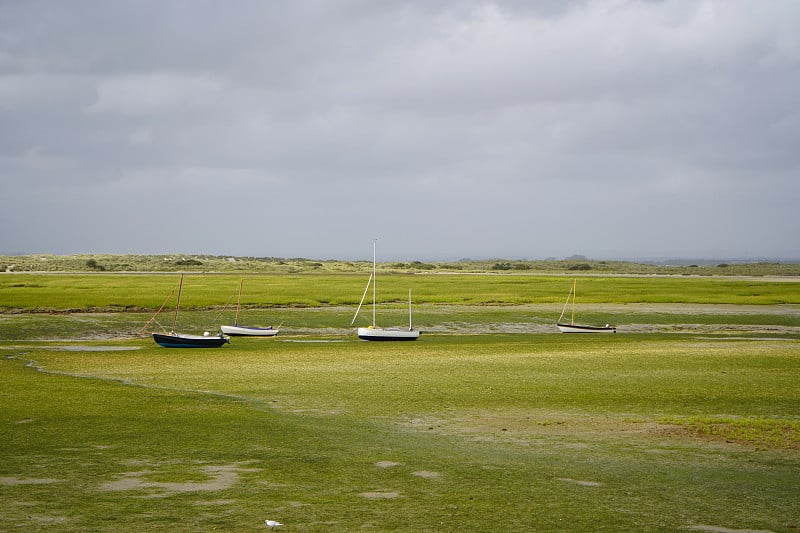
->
[{"left": 2, "top": 0, "right": 798, "bottom": 260}]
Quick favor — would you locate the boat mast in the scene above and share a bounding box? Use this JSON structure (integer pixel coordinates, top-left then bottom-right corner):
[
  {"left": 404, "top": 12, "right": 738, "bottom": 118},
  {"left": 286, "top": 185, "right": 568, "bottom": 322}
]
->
[
  {"left": 173, "top": 274, "right": 184, "bottom": 333},
  {"left": 571, "top": 279, "right": 576, "bottom": 325},
  {"left": 234, "top": 278, "right": 243, "bottom": 326},
  {"left": 372, "top": 239, "right": 377, "bottom": 328},
  {"left": 408, "top": 288, "right": 413, "bottom": 331}
]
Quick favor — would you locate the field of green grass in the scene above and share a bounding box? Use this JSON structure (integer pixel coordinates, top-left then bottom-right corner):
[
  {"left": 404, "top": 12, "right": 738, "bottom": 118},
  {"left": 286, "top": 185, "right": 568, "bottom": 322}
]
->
[
  {"left": 1, "top": 271, "right": 799, "bottom": 531},
  {"left": 2, "top": 272, "right": 799, "bottom": 313}
]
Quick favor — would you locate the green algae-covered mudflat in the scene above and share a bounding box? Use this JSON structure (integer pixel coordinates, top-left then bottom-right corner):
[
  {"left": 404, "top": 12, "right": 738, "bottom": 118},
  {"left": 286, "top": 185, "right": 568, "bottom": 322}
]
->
[{"left": 1, "top": 271, "right": 799, "bottom": 531}]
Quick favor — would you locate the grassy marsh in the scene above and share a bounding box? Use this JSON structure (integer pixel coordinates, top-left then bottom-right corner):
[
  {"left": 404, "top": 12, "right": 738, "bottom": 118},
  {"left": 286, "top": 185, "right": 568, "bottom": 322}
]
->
[
  {"left": 1, "top": 271, "right": 799, "bottom": 531},
  {"left": 2, "top": 272, "right": 799, "bottom": 313},
  {"left": 2, "top": 333, "right": 799, "bottom": 532}
]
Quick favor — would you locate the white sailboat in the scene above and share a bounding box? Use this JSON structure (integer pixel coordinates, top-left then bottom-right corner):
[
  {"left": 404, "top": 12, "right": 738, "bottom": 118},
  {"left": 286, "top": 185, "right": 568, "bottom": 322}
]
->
[
  {"left": 351, "top": 241, "right": 420, "bottom": 341},
  {"left": 220, "top": 278, "right": 280, "bottom": 337},
  {"left": 556, "top": 279, "right": 616, "bottom": 333}
]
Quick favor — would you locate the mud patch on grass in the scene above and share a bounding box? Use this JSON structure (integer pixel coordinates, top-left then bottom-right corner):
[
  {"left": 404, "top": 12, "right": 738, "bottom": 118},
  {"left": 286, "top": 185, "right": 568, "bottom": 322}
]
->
[
  {"left": 360, "top": 491, "right": 400, "bottom": 499},
  {"left": 407, "top": 411, "right": 648, "bottom": 442},
  {"left": 660, "top": 417, "right": 800, "bottom": 450},
  {"left": 557, "top": 477, "right": 602, "bottom": 487},
  {"left": 687, "top": 525, "right": 776, "bottom": 533},
  {"left": 375, "top": 461, "right": 402, "bottom": 468},
  {"left": 101, "top": 464, "right": 258, "bottom": 496},
  {"left": 25, "top": 514, "right": 68, "bottom": 524},
  {"left": 0, "top": 477, "right": 63, "bottom": 486},
  {"left": 53, "top": 345, "right": 140, "bottom": 351},
  {"left": 404, "top": 410, "right": 794, "bottom": 452},
  {"left": 412, "top": 470, "right": 440, "bottom": 479}
]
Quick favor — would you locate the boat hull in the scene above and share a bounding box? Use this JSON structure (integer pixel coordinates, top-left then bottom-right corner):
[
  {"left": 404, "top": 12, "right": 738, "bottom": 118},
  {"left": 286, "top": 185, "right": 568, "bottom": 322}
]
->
[
  {"left": 153, "top": 332, "right": 230, "bottom": 348},
  {"left": 557, "top": 323, "right": 616, "bottom": 333},
  {"left": 357, "top": 327, "right": 420, "bottom": 341},
  {"left": 220, "top": 325, "right": 279, "bottom": 337}
]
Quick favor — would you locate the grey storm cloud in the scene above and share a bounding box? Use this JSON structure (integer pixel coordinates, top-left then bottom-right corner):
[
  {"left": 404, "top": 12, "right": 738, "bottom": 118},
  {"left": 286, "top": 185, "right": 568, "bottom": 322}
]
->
[{"left": 1, "top": 0, "right": 798, "bottom": 260}]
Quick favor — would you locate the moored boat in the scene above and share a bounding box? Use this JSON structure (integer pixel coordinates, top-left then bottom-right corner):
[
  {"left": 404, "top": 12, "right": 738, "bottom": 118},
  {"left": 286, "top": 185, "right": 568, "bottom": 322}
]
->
[
  {"left": 556, "top": 323, "right": 616, "bottom": 333},
  {"left": 556, "top": 279, "right": 616, "bottom": 333},
  {"left": 357, "top": 326, "right": 420, "bottom": 341},
  {"left": 220, "top": 278, "right": 280, "bottom": 337},
  {"left": 142, "top": 274, "right": 231, "bottom": 348},
  {"left": 351, "top": 240, "right": 420, "bottom": 341},
  {"left": 220, "top": 324, "right": 278, "bottom": 337},
  {"left": 153, "top": 332, "right": 230, "bottom": 348}
]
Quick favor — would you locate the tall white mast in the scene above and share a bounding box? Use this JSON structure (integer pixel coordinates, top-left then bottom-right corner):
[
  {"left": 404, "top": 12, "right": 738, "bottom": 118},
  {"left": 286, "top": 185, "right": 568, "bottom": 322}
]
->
[
  {"left": 408, "top": 288, "right": 413, "bottom": 331},
  {"left": 372, "top": 239, "right": 377, "bottom": 327},
  {"left": 234, "top": 278, "right": 243, "bottom": 326}
]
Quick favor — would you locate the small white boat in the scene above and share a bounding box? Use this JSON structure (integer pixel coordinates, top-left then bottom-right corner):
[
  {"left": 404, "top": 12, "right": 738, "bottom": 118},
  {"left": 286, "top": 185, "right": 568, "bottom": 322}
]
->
[
  {"left": 220, "top": 278, "right": 280, "bottom": 337},
  {"left": 219, "top": 324, "right": 278, "bottom": 337},
  {"left": 556, "top": 279, "right": 616, "bottom": 333},
  {"left": 352, "top": 241, "right": 420, "bottom": 341},
  {"left": 357, "top": 324, "right": 420, "bottom": 341}
]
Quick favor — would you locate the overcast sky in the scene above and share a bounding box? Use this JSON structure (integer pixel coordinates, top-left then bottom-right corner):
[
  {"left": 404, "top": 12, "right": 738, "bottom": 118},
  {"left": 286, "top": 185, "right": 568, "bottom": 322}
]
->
[{"left": 1, "top": 1, "right": 798, "bottom": 261}]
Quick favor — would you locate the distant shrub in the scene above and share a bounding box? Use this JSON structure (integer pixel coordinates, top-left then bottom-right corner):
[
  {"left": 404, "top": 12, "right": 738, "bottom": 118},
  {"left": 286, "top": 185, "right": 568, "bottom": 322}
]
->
[
  {"left": 718, "top": 263, "right": 729, "bottom": 268},
  {"left": 568, "top": 263, "right": 592, "bottom": 271},
  {"left": 86, "top": 259, "right": 106, "bottom": 271},
  {"left": 512, "top": 263, "right": 532, "bottom": 270},
  {"left": 492, "top": 262, "right": 512, "bottom": 271},
  {"left": 411, "top": 261, "right": 436, "bottom": 270},
  {"left": 175, "top": 258, "right": 203, "bottom": 266}
]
